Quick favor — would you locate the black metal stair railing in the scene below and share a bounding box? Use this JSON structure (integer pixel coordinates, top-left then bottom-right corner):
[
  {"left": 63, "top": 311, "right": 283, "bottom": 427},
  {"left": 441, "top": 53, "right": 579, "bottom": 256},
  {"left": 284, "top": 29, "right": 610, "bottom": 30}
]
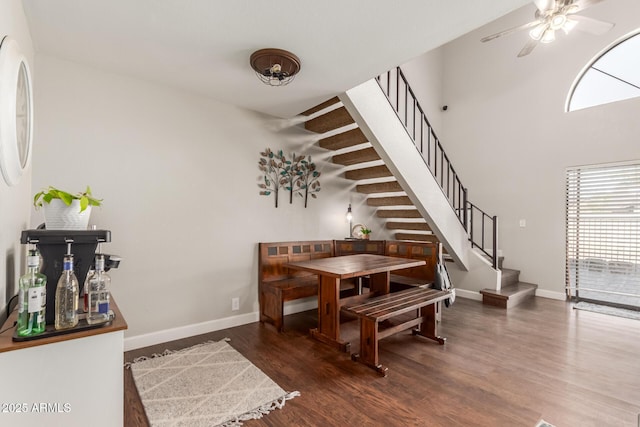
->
[{"left": 376, "top": 67, "right": 498, "bottom": 269}]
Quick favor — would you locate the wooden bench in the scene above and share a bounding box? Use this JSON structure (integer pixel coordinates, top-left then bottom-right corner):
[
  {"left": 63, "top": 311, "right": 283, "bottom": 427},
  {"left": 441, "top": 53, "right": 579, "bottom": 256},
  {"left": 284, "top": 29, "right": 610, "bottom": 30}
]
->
[
  {"left": 385, "top": 240, "right": 439, "bottom": 290},
  {"left": 258, "top": 239, "right": 445, "bottom": 333},
  {"left": 259, "top": 241, "right": 334, "bottom": 332},
  {"left": 341, "top": 286, "right": 451, "bottom": 376}
]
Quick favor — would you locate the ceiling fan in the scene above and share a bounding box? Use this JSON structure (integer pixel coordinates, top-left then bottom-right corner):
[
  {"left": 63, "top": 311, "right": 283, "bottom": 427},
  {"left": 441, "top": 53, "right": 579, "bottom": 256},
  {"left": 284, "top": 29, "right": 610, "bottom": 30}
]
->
[{"left": 481, "top": 0, "right": 615, "bottom": 57}]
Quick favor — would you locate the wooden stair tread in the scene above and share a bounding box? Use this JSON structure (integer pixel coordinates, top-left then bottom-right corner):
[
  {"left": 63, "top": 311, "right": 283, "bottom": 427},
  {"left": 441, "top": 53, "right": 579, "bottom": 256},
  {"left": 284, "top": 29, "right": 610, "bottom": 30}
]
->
[
  {"left": 356, "top": 181, "right": 403, "bottom": 194},
  {"left": 345, "top": 165, "right": 392, "bottom": 180},
  {"left": 300, "top": 97, "right": 340, "bottom": 116},
  {"left": 480, "top": 282, "right": 537, "bottom": 299},
  {"left": 377, "top": 210, "right": 422, "bottom": 218},
  {"left": 319, "top": 128, "right": 368, "bottom": 151},
  {"left": 386, "top": 222, "right": 432, "bottom": 231},
  {"left": 480, "top": 282, "right": 538, "bottom": 309},
  {"left": 305, "top": 106, "right": 354, "bottom": 133},
  {"left": 332, "top": 147, "right": 380, "bottom": 166},
  {"left": 367, "top": 196, "right": 413, "bottom": 207},
  {"left": 394, "top": 233, "right": 439, "bottom": 242}
]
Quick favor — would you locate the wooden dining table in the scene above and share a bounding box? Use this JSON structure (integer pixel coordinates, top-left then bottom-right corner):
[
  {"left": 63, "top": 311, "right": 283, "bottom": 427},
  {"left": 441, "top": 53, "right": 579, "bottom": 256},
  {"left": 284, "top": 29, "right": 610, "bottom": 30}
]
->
[{"left": 284, "top": 253, "right": 426, "bottom": 351}]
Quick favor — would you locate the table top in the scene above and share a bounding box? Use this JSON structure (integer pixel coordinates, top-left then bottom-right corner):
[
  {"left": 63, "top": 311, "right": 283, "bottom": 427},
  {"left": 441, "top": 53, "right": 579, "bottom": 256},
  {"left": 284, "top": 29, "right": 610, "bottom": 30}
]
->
[
  {"left": 285, "top": 254, "right": 426, "bottom": 279},
  {"left": 0, "top": 297, "right": 128, "bottom": 354}
]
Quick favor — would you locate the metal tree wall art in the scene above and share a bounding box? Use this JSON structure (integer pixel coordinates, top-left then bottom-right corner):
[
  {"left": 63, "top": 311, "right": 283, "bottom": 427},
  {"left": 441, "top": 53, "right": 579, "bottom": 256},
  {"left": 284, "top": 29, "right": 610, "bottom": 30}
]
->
[
  {"left": 258, "top": 148, "right": 283, "bottom": 207},
  {"left": 282, "top": 153, "right": 305, "bottom": 204},
  {"left": 258, "top": 148, "right": 321, "bottom": 208},
  {"left": 296, "top": 156, "right": 321, "bottom": 208}
]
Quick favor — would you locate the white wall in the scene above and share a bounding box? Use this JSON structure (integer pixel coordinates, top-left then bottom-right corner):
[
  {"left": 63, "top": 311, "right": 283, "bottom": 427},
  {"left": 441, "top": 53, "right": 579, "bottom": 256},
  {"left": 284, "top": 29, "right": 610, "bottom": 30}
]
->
[
  {"left": 437, "top": 0, "right": 640, "bottom": 297},
  {"left": 401, "top": 49, "right": 445, "bottom": 134},
  {"left": 32, "top": 55, "right": 353, "bottom": 341},
  {"left": 0, "top": 0, "right": 35, "bottom": 319}
]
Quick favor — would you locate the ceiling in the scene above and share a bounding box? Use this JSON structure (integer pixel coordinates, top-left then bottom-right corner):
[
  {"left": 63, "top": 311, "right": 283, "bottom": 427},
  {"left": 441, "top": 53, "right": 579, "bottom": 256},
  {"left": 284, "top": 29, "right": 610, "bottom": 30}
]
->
[{"left": 22, "top": 0, "right": 530, "bottom": 118}]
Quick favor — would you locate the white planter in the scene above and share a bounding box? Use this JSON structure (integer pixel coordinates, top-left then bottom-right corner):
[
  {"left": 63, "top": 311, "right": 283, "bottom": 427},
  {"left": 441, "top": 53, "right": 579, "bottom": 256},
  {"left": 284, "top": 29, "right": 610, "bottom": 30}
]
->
[{"left": 43, "top": 199, "right": 92, "bottom": 230}]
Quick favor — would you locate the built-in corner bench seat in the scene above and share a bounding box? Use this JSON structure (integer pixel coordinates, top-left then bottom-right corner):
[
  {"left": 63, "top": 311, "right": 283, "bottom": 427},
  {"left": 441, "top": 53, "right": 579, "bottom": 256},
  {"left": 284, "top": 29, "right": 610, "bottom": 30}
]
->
[{"left": 258, "top": 239, "right": 439, "bottom": 332}]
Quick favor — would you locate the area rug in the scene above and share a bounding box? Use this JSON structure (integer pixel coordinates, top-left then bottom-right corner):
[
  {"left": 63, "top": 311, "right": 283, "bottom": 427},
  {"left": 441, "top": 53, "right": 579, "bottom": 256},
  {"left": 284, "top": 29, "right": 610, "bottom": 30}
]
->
[
  {"left": 127, "top": 339, "right": 299, "bottom": 427},
  {"left": 574, "top": 301, "right": 640, "bottom": 321}
]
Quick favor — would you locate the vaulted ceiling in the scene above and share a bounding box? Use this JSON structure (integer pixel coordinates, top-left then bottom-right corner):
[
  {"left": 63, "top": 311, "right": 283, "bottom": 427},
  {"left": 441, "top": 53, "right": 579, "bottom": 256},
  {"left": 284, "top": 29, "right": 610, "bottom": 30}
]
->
[{"left": 23, "top": 0, "right": 530, "bottom": 118}]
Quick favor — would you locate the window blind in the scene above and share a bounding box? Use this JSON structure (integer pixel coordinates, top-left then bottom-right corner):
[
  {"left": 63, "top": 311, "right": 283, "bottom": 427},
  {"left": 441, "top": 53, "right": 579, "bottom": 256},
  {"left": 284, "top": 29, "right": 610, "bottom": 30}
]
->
[{"left": 566, "top": 161, "right": 640, "bottom": 308}]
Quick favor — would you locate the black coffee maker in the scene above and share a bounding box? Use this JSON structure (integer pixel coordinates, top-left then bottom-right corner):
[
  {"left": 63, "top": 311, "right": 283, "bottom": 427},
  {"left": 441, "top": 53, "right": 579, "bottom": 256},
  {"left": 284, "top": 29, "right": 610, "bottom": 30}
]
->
[{"left": 20, "top": 229, "right": 120, "bottom": 325}]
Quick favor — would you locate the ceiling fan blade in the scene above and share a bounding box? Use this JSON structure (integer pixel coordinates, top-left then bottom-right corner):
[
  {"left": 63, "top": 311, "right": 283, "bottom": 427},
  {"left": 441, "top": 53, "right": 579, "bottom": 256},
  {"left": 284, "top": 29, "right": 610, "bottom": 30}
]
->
[
  {"left": 481, "top": 20, "right": 542, "bottom": 43},
  {"left": 570, "top": 0, "right": 605, "bottom": 13},
  {"left": 534, "top": 0, "right": 556, "bottom": 13},
  {"left": 572, "top": 14, "right": 615, "bottom": 35},
  {"left": 518, "top": 39, "right": 539, "bottom": 57}
]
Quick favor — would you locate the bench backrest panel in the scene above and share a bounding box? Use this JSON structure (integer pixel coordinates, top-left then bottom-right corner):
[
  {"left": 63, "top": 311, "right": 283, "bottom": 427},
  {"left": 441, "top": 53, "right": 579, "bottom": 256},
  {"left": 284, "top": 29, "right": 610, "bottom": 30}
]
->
[
  {"left": 384, "top": 240, "right": 438, "bottom": 281},
  {"left": 259, "top": 241, "right": 334, "bottom": 282},
  {"left": 334, "top": 240, "right": 385, "bottom": 256}
]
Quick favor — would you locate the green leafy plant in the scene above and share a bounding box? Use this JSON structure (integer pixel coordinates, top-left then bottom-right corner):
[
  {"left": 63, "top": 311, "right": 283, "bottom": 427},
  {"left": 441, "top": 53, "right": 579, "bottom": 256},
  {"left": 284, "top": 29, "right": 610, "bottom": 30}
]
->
[
  {"left": 33, "top": 186, "right": 102, "bottom": 213},
  {"left": 360, "top": 227, "right": 372, "bottom": 235}
]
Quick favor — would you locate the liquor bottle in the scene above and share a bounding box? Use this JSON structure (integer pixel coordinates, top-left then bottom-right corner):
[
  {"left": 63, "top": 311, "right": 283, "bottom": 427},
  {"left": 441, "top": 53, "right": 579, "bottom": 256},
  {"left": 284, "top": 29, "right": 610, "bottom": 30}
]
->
[
  {"left": 55, "top": 254, "right": 79, "bottom": 330},
  {"left": 86, "top": 254, "right": 111, "bottom": 325},
  {"left": 16, "top": 249, "right": 47, "bottom": 337}
]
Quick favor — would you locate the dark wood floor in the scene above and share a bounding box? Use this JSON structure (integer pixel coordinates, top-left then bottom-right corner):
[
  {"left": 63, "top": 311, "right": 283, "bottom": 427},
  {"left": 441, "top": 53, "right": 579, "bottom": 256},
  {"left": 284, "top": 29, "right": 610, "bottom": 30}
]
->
[{"left": 124, "top": 297, "right": 640, "bottom": 426}]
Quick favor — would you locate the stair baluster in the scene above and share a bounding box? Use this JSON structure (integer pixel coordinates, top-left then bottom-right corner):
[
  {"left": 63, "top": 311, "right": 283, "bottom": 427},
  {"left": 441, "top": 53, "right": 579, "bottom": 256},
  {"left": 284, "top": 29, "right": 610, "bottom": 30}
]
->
[{"left": 376, "top": 67, "right": 498, "bottom": 269}]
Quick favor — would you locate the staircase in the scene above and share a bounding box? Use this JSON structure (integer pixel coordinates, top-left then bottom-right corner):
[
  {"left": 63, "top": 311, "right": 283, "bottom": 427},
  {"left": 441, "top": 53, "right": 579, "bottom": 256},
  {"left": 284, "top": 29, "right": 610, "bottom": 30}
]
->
[
  {"left": 303, "top": 98, "right": 437, "bottom": 244},
  {"left": 300, "top": 68, "right": 537, "bottom": 308}
]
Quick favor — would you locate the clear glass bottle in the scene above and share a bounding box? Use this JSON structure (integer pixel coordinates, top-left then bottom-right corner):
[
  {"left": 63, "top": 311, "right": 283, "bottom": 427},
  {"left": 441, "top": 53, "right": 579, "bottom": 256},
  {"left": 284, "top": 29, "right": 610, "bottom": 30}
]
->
[
  {"left": 55, "top": 254, "right": 79, "bottom": 330},
  {"left": 86, "top": 254, "right": 111, "bottom": 325},
  {"left": 17, "top": 249, "right": 47, "bottom": 337}
]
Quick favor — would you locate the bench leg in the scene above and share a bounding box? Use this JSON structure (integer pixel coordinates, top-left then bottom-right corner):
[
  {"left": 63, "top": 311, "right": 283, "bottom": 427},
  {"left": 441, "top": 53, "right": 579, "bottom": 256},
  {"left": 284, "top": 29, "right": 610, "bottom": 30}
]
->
[
  {"left": 352, "top": 318, "right": 388, "bottom": 376},
  {"left": 413, "top": 303, "right": 446, "bottom": 345},
  {"left": 260, "top": 285, "right": 285, "bottom": 333}
]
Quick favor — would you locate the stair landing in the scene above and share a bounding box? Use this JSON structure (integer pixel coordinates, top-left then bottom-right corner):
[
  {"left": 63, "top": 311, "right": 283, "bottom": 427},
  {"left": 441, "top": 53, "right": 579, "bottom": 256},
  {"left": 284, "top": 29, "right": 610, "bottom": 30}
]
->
[{"left": 480, "top": 282, "right": 538, "bottom": 309}]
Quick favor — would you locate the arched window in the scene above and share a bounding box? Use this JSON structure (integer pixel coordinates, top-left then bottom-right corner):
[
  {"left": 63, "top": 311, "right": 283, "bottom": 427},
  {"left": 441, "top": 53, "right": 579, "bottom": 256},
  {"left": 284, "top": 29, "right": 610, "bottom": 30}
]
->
[{"left": 566, "top": 29, "right": 640, "bottom": 112}]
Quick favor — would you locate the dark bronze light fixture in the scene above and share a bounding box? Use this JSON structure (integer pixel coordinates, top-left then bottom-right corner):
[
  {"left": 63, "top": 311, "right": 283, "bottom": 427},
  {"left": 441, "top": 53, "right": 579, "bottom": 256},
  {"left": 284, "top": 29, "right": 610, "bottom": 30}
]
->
[{"left": 250, "top": 48, "right": 301, "bottom": 86}]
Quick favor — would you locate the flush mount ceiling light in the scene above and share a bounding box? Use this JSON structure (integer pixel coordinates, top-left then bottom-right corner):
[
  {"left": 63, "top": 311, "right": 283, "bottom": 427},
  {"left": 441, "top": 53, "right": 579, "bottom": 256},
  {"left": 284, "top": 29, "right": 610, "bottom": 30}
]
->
[{"left": 250, "top": 48, "right": 301, "bottom": 86}]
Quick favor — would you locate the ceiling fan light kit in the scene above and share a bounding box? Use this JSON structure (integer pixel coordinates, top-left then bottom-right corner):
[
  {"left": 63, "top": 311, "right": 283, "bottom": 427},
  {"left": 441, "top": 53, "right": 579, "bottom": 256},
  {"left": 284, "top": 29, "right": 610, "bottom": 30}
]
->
[
  {"left": 249, "top": 48, "right": 301, "bottom": 86},
  {"left": 481, "top": 0, "right": 615, "bottom": 57}
]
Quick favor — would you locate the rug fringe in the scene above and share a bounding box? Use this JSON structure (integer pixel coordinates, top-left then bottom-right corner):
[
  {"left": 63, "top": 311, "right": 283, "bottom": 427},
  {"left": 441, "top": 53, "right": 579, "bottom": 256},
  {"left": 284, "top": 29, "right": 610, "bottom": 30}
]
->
[
  {"left": 124, "top": 338, "right": 231, "bottom": 369},
  {"left": 219, "top": 391, "right": 300, "bottom": 427}
]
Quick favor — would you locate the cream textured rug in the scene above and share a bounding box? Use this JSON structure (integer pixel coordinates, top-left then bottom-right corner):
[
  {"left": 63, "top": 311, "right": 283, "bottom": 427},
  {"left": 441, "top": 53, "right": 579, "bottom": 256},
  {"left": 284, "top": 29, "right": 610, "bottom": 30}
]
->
[{"left": 128, "top": 339, "right": 299, "bottom": 427}]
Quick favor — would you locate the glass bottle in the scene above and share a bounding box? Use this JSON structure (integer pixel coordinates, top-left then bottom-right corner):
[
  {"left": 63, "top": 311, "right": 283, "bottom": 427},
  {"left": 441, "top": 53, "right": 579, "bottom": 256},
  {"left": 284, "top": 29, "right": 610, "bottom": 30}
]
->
[
  {"left": 16, "top": 249, "right": 47, "bottom": 337},
  {"left": 86, "top": 254, "right": 111, "bottom": 325},
  {"left": 55, "top": 254, "right": 79, "bottom": 330}
]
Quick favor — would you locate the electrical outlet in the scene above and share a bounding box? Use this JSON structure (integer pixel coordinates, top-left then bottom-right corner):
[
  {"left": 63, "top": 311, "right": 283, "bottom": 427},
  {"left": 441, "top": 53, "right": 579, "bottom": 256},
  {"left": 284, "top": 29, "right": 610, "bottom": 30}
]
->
[
  {"left": 519, "top": 219, "right": 526, "bottom": 228},
  {"left": 231, "top": 297, "right": 239, "bottom": 311}
]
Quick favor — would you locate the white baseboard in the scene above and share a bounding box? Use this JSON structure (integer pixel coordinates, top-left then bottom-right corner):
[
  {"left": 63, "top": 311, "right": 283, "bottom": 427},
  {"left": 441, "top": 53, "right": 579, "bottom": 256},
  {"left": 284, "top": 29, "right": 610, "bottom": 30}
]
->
[
  {"left": 124, "top": 311, "right": 259, "bottom": 351},
  {"left": 454, "top": 289, "right": 483, "bottom": 301},
  {"left": 124, "top": 299, "right": 319, "bottom": 352},
  {"left": 535, "top": 289, "right": 566, "bottom": 301}
]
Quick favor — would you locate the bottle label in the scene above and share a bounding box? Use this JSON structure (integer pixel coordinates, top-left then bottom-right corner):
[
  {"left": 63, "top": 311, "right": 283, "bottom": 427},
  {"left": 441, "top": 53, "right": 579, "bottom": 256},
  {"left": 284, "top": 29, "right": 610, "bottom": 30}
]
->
[
  {"left": 18, "top": 289, "right": 24, "bottom": 313},
  {"left": 27, "top": 255, "right": 39, "bottom": 268},
  {"left": 98, "top": 301, "right": 109, "bottom": 314},
  {"left": 28, "top": 288, "right": 44, "bottom": 313},
  {"left": 63, "top": 261, "right": 73, "bottom": 271}
]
